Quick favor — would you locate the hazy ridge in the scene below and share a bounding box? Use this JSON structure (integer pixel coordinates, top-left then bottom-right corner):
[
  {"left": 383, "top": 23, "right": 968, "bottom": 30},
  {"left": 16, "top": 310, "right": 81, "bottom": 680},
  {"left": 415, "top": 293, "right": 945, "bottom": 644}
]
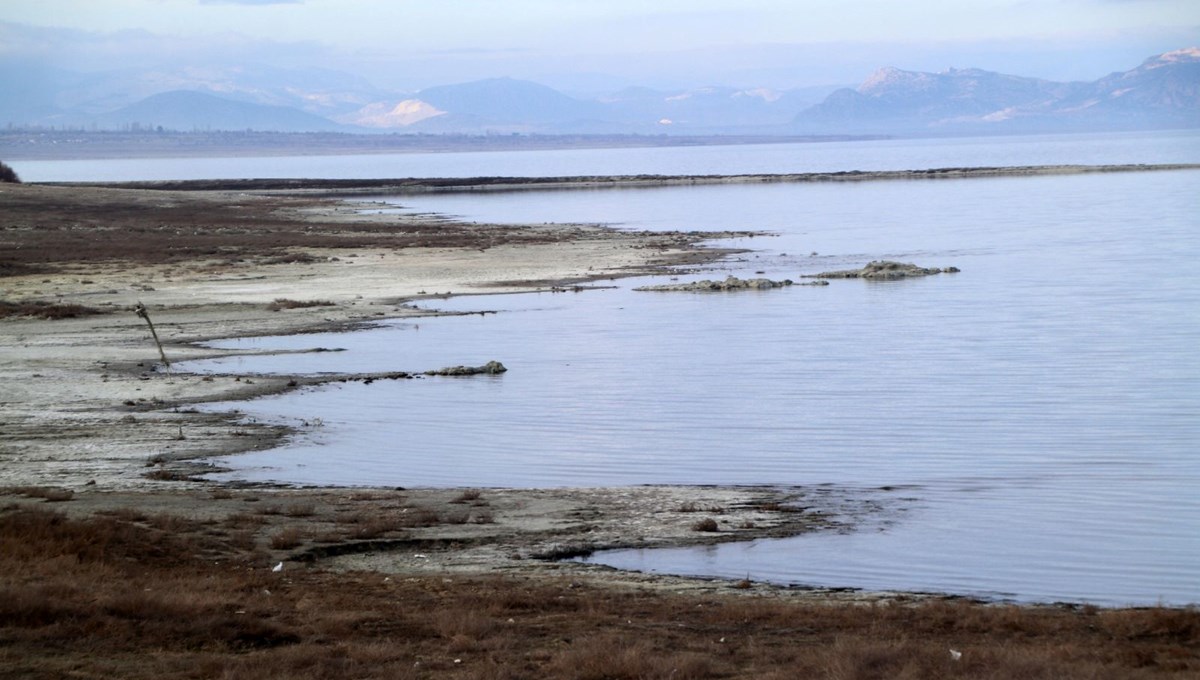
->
[{"left": 2, "top": 49, "right": 1196, "bottom": 139}]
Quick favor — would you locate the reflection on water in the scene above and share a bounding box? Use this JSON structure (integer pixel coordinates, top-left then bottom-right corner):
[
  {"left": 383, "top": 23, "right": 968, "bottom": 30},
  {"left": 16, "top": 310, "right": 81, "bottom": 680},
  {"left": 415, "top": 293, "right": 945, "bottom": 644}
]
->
[{"left": 185, "top": 165, "right": 1200, "bottom": 606}]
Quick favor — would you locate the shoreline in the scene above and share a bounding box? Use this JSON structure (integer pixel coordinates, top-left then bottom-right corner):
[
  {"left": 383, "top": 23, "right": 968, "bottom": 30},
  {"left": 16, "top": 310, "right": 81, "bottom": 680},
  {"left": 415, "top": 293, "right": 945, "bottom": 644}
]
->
[
  {"left": 0, "top": 182, "right": 749, "bottom": 490},
  {"left": 1, "top": 180, "right": 897, "bottom": 599},
  {"left": 42, "top": 162, "right": 1200, "bottom": 195},
  {"left": 1, "top": 178, "right": 1193, "bottom": 611}
]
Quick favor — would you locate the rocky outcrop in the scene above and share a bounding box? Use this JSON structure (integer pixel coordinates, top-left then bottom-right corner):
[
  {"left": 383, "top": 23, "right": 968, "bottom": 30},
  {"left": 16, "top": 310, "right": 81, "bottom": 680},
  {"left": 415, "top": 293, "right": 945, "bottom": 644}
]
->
[
  {"left": 803, "top": 260, "right": 959, "bottom": 280},
  {"left": 635, "top": 275, "right": 828, "bottom": 292},
  {"left": 425, "top": 361, "right": 507, "bottom": 376}
]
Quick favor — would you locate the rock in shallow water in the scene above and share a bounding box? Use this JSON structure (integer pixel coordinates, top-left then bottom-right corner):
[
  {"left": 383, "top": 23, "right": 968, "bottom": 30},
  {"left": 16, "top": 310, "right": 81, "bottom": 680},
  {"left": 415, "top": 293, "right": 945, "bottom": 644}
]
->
[
  {"left": 424, "top": 360, "right": 508, "bottom": 376},
  {"left": 634, "top": 275, "right": 828, "bottom": 292},
  {"left": 804, "top": 260, "right": 960, "bottom": 280}
]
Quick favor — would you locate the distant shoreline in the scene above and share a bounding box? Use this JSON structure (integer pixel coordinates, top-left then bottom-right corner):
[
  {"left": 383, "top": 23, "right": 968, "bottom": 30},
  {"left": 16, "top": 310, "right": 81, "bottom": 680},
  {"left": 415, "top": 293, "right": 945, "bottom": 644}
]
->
[
  {"left": 47, "top": 162, "right": 1200, "bottom": 195},
  {"left": 0, "top": 130, "right": 886, "bottom": 161}
]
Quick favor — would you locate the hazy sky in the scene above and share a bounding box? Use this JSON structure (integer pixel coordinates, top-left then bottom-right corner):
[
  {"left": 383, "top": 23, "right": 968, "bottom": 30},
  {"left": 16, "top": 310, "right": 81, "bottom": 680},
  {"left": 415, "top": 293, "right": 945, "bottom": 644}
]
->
[{"left": 2, "top": 0, "right": 1198, "bottom": 91}]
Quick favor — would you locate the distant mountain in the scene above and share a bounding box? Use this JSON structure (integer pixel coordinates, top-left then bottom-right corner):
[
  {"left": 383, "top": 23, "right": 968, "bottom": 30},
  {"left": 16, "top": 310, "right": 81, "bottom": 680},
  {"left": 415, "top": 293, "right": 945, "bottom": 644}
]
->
[
  {"left": 342, "top": 80, "right": 841, "bottom": 134},
  {"left": 96, "top": 91, "right": 347, "bottom": 133},
  {"left": 338, "top": 78, "right": 612, "bottom": 133},
  {"left": 1054, "top": 48, "right": 1200, "bottom": 126},
  {"left": 417, "top": 78, "right": 602, "bottom": 124},
  {"left": 0, "top": 62, "right": 385, "bottom": 130},
  {"left": 795, "top": 48, "right": 1199, "bottom": 134},
  {"left": 337, "top": 99, "right": 447, "bottom": 128},
  {"left": 3, "top": 49, "right": 1194, "bottom": 136},
  {"left": 598, "top": 85, "right": 834, "bottom": 129}
]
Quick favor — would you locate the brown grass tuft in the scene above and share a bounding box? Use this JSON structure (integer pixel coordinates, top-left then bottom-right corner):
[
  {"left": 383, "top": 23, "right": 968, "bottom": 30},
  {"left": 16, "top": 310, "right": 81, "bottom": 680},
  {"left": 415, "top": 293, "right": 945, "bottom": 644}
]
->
[
  {"left": 284, "top": 503, "right": 317, "bottom": 517},
  {"left": 266, "top": 298, "right": 335, "bottom": 311},
  {"left": 691, "top": 517, "right": 720, "bottom": 532},
  {"left": 269, "top": 527, "right": 305, "bottom": 550},
  {"left": 0, "top": 300, "right": 104, "bottom": 319},
  {"left": 452, "top": 488, "right": 484, "bottom": 504}
]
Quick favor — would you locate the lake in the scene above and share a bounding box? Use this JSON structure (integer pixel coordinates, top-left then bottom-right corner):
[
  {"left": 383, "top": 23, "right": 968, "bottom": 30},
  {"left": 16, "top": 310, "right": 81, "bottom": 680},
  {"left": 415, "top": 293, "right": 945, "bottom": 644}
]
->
[
  {"left": 12, "top": 129, "right": 1200, "bottom": 182},
  {"left": 31, "top": 131, "right": 1200, "bottom": 606}
]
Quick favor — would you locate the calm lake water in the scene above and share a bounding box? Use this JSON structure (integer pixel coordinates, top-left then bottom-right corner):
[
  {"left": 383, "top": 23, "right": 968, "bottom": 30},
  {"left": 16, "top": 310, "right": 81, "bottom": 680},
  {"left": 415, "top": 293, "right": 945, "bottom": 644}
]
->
[
  {"left": 12, "top": 129, "right": 1200, "bottom": 182},
  {"left": 36, "top": 131, "right": 1200, "bottom": 606}
]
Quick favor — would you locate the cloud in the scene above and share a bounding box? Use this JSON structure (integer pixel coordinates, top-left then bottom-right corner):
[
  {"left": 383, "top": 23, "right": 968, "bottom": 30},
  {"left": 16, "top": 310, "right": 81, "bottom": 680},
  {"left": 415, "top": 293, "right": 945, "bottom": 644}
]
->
[{"left": 0, "top": 20, "right": 327, "bottom": 73}]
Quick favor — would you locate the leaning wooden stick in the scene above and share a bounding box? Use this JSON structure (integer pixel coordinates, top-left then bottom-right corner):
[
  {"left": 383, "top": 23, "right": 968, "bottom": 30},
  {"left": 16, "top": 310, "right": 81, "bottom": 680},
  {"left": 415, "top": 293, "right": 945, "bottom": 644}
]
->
[{"left": 134, "top": 301, "right": 171, "bottom": 375}]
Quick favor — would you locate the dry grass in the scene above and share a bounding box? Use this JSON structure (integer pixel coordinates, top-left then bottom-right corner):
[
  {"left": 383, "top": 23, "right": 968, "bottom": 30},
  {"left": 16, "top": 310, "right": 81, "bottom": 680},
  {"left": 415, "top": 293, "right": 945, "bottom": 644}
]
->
[
  {"left": 0, "top": 300, "right": 104, "bottom": 319},
  {"left": 691, "top": 517, "right": 721, "bottom": 532},
  {"left": 1, "top": 486, "right": 75, "bottom": 502},
  {"left": 284, "top": 504, "right": 317, "bottom": 518},
  {"left": 0, "top": 185, "right": 564, "bottom": 275},
  {"left": 1, "top": 504, "right": 1196, "bottom": 679},
  {"left": 266, "top": 298, "right": 335, "bottom": 311},
  {"left": 452, "top": 489, "right": 484, "bottom": 504},
  {"left": 269, "top": 527, "right": 306, "bottom": 550}
]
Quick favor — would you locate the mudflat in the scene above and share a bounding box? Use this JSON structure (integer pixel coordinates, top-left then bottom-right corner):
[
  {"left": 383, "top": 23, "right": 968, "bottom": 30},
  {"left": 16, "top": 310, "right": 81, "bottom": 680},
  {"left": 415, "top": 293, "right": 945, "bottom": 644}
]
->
[{"left": 2, "top": 179, "right": 1196, "bottom": 678}]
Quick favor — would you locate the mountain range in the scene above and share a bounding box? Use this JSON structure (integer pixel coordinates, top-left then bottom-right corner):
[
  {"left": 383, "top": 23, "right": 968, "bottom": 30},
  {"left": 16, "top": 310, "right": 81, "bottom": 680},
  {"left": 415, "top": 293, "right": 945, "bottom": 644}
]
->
[
  {"left": 797, "top": 48, "right": 1200, "bottom": 134},
  {"left": 4, "top": 49, "right": 1196, "bottom": 137}
]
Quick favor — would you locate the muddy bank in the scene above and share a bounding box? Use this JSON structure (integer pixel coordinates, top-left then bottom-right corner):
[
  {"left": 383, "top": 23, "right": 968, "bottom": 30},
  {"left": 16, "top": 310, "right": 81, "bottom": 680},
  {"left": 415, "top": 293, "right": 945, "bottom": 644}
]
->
[{"left": 0, "top": 483, "right": 906, "bottom": 600}]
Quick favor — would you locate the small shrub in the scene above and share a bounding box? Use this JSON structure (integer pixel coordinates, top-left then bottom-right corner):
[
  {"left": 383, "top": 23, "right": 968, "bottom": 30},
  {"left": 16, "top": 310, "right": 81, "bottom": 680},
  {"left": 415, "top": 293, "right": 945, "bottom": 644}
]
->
[
  {"left": 284, "top": 504, "right": 316, "bottom": 517},
  {"left": 691, "top": 517, "right": 719, "bottom": 532},
  {"left": 269, "top": 527, "right": 305, "bottom": 550},
  {"left": 0, "top": 161, "right": 19, "bottom": 184},
  {"left": 351, "top": 518, "right": 401, "bottom": 539},
  {"left": 224, "top": 512, "right": 267, "bottom": 529},
  {"left": 452, "top": 489, "right": 483, "bottom": 504},
  {"left": 398, "top": 508, "right": 441, "bottom": 528},
  {"left": 443, "top": 508, "right": 471, "bottom": 525}
]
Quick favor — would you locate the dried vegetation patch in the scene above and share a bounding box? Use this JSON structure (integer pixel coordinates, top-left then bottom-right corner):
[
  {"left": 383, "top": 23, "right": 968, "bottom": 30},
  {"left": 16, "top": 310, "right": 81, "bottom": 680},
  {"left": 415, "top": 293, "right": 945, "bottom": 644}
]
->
[
  {"left": 0, "top": 184, "right": 566, "bottom": 275},
  {"left": 0, "top": 299, "right": 104, "bottom": 319},
  {"left": 1, "top": 499, "right": 1196, "bottom": 679}
]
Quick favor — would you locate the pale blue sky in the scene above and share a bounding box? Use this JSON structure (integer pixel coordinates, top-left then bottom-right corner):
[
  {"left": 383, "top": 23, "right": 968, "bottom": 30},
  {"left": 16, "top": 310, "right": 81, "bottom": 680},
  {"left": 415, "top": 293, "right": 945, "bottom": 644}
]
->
[{"left": 2, "top": 0, "right": 1197, "bottom": 90}]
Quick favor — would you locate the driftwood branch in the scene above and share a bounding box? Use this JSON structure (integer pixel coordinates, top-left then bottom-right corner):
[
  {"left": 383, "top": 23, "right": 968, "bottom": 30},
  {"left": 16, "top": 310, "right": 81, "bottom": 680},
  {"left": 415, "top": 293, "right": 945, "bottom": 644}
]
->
[{"left": 134, "top": 301, "right": 171, "bottom": 375}]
